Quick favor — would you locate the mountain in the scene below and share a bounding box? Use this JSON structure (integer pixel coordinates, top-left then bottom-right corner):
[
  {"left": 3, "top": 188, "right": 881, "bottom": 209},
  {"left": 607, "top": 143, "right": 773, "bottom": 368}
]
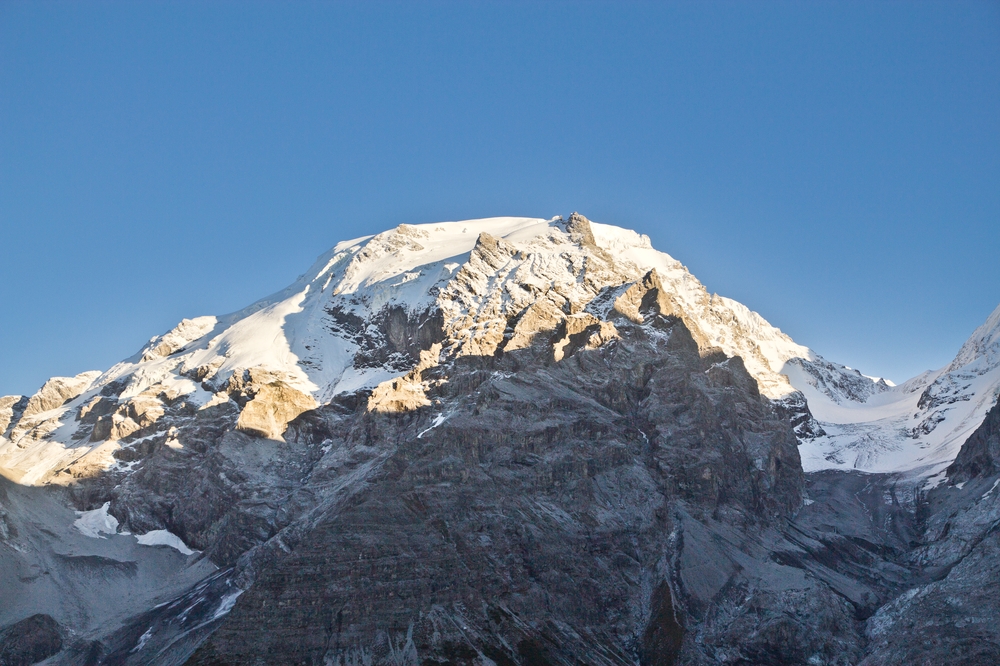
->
[
  {"left": 795, "top": 304, "right": 1000, "bottom": 478},
  {"left": 0, "top": 214, "right": 997, "bottom": 665},
  {"left": 0, "top": 215, "right": 887, "bottom": 485}
]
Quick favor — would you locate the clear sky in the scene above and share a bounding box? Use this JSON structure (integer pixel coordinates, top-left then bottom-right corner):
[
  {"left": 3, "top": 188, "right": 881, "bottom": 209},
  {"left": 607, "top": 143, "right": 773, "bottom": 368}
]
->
[{"left": 1, "top": 1, "right": 998, "bottom": 397}]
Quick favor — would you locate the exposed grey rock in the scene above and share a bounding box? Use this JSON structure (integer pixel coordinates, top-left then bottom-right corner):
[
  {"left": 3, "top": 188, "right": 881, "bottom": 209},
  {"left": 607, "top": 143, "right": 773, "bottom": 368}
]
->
[
  {"left": 861, "top": 530, "right": 1000, "bottom": 666},
  {"left": 771, "top": 390, "right": 826, "bottom": 439},
  {"left": 0, "top": 613, "right": 63, "bottom": 666},
  {"left": 787, "top": 357, "right": 891, "bottom": 406},
  {"left": 0, "top": 476, "right": 216, "bottom": 665},
  {"left": 188, "top": 310, "right": 805, "bottom": 665},
  {"left": 947, "top": 397, "right": 1000, "bottom": 483}
]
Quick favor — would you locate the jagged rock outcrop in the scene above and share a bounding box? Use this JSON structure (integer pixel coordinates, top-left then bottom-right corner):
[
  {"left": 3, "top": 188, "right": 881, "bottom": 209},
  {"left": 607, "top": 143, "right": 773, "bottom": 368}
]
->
[
  {"left": 6, "top": 371, "right": 101, "bottom": 445},
  {"left": 20, "top": 373, "right": 101, "bottom": 420},
  {"left": 139, "top": 316, "right": 217, "bottom": 362},
  {"left": 0, "top": 396, "right": 28, "bottom": 438},
  {"left": 90, "top": 395, "right": 165, "bottom": 442},
  {"left": 368, "top": 344, "right": 443, "bottom": 413}
]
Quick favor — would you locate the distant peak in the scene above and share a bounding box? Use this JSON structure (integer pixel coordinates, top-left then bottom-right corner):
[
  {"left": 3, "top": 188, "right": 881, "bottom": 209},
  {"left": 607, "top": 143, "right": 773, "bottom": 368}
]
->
[
  {"left": 564, "top": 212, "right": 597, "bottom": 247},
  {"left": 947, "top": 302, "right": 1000, "bottom": 372}
]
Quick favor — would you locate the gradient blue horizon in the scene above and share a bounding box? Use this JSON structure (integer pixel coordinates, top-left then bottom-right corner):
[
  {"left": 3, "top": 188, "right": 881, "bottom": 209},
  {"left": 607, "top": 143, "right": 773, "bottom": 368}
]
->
[{"left": 1, "top": 1, "right": 998, "bottom": 397}]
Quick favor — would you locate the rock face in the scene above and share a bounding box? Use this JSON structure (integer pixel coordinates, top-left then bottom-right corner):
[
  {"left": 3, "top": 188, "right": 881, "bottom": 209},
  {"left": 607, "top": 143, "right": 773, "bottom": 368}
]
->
[
  {"left": 947, "top": 397, "right": 1000, "bottom": 482},
  {"left": 0, "top": 214, "right": 998, "bottom": 664},
  {"left": 0, "top": 215, "right": 881, "bottom": 489},
  {"left": 5, "top": 371, "right": 101, "bottom": 450},
  {"left": 230, "top": 368, "right": 319, "bottom": 440},
  {"left": 139, "top": 316, "right": 218, "bottom": 362},
  {"left": 0, "top": 396, "right": 28, "bottom": 438},
  {"left": 0, "top": 613, "right": 63, "bottom": 666},
  {"left": 20, "top": 373, "right": 100, "bottom": 421},
  {"left": 190, "top": 306, "right": 805, "bottom": 665}
]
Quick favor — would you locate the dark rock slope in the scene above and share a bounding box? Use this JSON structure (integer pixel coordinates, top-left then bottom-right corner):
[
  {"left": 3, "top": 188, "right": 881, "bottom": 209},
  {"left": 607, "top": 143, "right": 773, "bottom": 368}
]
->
[
  {"left": 182, "top": 351, "right": 1000, "bottom": 665},
  {"left": 189, "top": 309, "right": 808, "bottom": 665},
  {"left": 0, "top": 613, "right": 63, "bottom": 666}
]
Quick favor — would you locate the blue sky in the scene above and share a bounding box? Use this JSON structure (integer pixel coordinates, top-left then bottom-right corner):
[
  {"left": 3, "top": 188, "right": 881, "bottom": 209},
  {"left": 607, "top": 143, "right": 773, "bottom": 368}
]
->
[{"left": 1, "top": 1, "right": 998, "bottom": 396}]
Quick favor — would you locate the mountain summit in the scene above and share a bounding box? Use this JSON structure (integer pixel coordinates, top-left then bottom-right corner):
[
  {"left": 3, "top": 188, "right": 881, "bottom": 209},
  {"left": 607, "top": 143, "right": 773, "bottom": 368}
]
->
[
  {"left": 3, "top": 215, "right": 994, "bottom": 487},
  {"left": 1, "top": 214, "right": 998, "bottom": 665},
  {"left": 0, "top": 214, "right": 884, "bottom": 484}
]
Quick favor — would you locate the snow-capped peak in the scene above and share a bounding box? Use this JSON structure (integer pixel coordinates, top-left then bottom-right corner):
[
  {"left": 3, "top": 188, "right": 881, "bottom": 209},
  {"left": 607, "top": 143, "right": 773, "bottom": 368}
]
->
[
  {"left": 1, "top": 214, "right": 994, "bottom": 485},
  {"left": 946, "top": 303, "right": 1000, "bottom": 374},
  {"left": 798, "top": 302, "right": 1000, "bottom": 479}
]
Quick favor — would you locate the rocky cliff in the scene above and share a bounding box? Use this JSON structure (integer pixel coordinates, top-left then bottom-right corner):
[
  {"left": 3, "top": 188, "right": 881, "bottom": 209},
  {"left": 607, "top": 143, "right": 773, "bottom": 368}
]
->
[{"left": 189, "top": 284, "right": 808, "bottom": 665}]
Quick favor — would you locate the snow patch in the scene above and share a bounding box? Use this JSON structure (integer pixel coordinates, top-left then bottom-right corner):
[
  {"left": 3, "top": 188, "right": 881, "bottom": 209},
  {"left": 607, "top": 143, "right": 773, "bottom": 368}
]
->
[
  {"left": 797, "top": 324, "right": 1000, "bottom": 477},
  {"left": 131, "top": 627, "right": 153, "bottom": 654},
  {"left": 135, "top": 529, "right": 196, "bottom": 555},
  {"left": 417, "top": 413, "right": 448, "bottom": 439},
  {"left": 211, "top": 589, "right": 244, "bottom": 620},
  {"left": 74, "top": 502, "right": 119, "bottom": 538}
]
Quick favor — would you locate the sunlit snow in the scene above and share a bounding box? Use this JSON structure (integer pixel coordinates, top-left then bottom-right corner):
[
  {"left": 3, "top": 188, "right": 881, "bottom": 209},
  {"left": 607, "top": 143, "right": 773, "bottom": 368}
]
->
[{"left": 3, "top": 216, "right": 998, "bottom": 485}]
